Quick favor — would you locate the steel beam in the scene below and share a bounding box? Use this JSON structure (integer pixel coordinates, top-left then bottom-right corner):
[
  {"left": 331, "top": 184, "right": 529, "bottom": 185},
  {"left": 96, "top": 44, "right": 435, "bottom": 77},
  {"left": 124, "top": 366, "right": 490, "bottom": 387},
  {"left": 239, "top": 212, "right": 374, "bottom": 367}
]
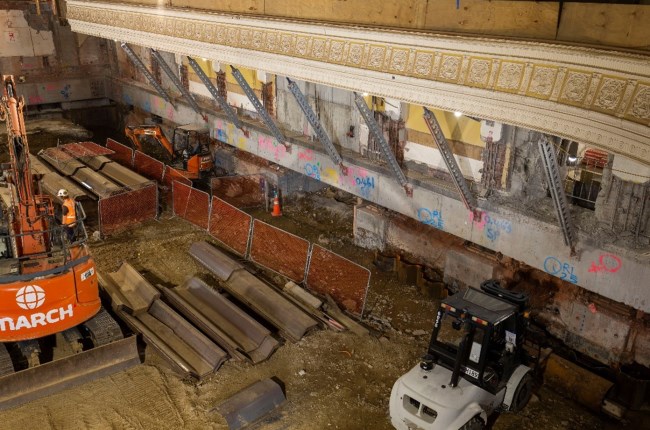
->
[
  {"left": 286, "top": 78, "right": 347, "bottom": 174},
  {"left": 423, "top": 107, "right": 478, "bottom": 213},
  {"left": 120, "top": 42, "right": 174, "bottom": 106},
  {"left": 230, "top": 66, "right": 288, "bottom": 150},
  {"left": 150, "top": 49, "right": 205, "bottom": 120},
  {"left": 187, "top": 57, "right": 242, "bottom": 130},
  {"left": 354, "top": 93, "right": 412, "bottom": 196},
  {"left": 538, "top": 136, "right": 576, "bottom": 253}
]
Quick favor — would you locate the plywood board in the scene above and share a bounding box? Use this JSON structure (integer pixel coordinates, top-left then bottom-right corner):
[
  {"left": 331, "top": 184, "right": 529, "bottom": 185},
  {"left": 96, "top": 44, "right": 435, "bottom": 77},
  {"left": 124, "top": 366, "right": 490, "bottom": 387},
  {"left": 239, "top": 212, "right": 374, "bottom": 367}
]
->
[
  {"left": 558, "top": 4, "right": 650, "bottom": 50},
  {"left": 172, "top": 0, "right": 264, "bottom": 14},
  {"left": 424, "top": 0, "right": 559, "bottom": 39},
  {"left": 263, "top": 0, "right": 429, "bottom": 28}
]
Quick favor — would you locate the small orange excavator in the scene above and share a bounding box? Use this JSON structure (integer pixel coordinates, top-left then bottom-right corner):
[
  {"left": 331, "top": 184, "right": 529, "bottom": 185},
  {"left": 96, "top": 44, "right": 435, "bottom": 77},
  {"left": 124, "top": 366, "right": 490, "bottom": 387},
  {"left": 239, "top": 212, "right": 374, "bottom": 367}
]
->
[
  {"left": 0, "top": 75, "right": 137, "bottom": 409},
  {"left": 125, "top": 124, "right": 214, "bottom": 180}
]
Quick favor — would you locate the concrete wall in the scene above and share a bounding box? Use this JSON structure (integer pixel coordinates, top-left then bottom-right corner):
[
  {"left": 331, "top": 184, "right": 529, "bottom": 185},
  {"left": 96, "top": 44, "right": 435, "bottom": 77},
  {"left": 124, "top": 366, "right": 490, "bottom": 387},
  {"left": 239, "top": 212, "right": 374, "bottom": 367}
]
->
[
  {"left": 112, "top": 79, "right": 650, "bottom": 315},
  {"left": 1, "top": 2, "right": 109, "bottom": 107}
]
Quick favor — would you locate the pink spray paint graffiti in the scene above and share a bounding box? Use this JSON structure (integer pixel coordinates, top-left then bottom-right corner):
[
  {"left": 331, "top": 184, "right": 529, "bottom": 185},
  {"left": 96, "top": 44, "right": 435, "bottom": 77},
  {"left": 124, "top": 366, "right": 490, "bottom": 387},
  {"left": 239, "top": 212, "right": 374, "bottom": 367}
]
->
[
  {"left": 588, "top": 254, "right": 622, "bottom": 274},
  {"left": 258, "top": 135, "right": 286, "bottom": 161}
]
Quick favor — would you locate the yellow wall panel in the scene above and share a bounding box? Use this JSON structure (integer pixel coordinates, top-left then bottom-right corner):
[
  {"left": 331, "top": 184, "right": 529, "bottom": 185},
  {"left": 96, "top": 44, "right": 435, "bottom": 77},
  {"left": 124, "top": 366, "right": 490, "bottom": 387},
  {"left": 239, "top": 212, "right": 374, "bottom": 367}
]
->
[
  {"left": 406, "top": 105, "right": 483, "bottom": 148},
  {"left": 225, "top": 65, "right": 262, "bottom": 90}
]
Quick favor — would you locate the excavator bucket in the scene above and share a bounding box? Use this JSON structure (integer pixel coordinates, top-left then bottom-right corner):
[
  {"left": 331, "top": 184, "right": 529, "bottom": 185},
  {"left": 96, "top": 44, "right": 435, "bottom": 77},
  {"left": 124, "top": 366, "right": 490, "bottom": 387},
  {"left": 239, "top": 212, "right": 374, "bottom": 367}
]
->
[{"left": 0, "top": 336, "right": 140, "bottom": 411}]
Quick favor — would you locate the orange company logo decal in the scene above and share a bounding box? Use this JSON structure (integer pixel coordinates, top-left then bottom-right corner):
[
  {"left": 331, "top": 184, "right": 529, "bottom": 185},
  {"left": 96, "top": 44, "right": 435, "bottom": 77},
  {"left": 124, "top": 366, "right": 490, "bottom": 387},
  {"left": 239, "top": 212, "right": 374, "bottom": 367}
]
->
[{"left": 0, "top": 285, "right": 74, "bottom": 332}]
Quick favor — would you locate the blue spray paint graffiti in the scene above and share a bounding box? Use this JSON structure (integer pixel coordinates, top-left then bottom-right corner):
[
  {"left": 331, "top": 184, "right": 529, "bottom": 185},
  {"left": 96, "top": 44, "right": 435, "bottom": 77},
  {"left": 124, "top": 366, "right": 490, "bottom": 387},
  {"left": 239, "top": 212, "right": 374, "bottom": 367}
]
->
[
  {"left": 470, "top": 212, "right": 512, "bottom": 242},
  {"left": 417, "top": 208, "right": 444, "bottom": 230},
  {"left": 305, "top": 162, "right": 321, "bottom": 181},
  {"left": 143, "top": 99, "right": 151, "bottom": 113},
  {"left": 544, "top": 256, "right": 578, "bottom": 284},
  {"left": 60, "top": 84, "right": 71, "bottom": 100},
  {"left": 123, "top": 93, "right": 133, "bottom": 106},
  {"left": 355, "top": 176, "right": 375, "bottom": 198}
]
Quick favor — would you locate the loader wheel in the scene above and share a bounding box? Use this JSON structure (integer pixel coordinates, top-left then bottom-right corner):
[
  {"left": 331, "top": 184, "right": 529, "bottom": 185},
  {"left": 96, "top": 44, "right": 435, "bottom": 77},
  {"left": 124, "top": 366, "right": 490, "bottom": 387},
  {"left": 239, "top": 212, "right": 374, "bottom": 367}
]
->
[
  {"left": 510, "top": 373, "right": 533, "bottom": 413},
  {"left": 459, "top": 416, "right": 484, "bottom": 430}
]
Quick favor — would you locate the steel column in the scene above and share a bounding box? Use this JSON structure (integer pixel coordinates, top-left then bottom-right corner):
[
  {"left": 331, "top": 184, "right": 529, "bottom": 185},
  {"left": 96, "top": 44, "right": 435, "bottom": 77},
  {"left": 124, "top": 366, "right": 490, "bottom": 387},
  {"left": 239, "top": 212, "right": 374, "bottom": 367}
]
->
[
  {"left": 230, "top": 66, "right": 288, "bottom": 150},
  {"left": 354, "top": 93, "right": 411, "bottom": 196},
  {"left": 538, "top": 136, "right": 576, "bottom": 253},
  {"left": 120, "top": 43, "right": 174, "bottom": 106},
  {"left": 286, "top": 78, "right": 347, "bottom": 174},
  {"left": 187, "top": 57, "right": 242, "bottom": 130},
  {"left": 423, "top": 107, "right": 478, "bottom": 213},
  {"left": 150, "top": 49, "right": 205, "bottom": 120}
]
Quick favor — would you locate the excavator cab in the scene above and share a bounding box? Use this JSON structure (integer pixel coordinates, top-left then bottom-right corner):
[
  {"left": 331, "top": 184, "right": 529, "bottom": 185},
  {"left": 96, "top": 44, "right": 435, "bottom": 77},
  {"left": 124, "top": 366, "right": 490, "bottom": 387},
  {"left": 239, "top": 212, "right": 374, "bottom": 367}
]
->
[{"left": 124, "top": 124, "right": 213, "bottom": 180}]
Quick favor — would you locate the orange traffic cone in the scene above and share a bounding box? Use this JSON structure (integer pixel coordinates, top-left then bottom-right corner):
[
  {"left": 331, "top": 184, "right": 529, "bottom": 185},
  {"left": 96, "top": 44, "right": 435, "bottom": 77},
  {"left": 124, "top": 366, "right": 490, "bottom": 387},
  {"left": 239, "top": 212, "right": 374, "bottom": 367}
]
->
[{"left": 271, "top": 194, "right": 282, "bottom": 217}]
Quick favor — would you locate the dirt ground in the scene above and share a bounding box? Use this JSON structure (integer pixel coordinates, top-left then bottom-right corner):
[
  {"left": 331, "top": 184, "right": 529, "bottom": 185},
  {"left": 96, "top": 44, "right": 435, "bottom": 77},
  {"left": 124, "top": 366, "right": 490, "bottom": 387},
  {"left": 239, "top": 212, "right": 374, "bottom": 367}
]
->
[{"left": 0, "top": 120, "right": 633, "bottom": 429}]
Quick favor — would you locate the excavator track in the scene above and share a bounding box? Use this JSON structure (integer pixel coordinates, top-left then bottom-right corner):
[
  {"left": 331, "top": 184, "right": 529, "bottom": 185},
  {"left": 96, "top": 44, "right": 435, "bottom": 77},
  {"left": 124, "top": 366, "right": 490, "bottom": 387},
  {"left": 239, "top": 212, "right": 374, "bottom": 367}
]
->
[
  {"left": 82, "top": 308, "right": 124, "bottom": 346},
  {"left": 0, "top": 344, "right": 14, "bottom": 377}
]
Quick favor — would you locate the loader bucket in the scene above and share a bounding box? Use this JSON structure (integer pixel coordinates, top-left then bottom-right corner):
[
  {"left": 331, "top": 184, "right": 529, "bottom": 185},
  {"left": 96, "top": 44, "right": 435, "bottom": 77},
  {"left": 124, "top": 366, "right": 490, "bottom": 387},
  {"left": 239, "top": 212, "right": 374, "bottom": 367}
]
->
[{"left": 0, "top": 336, "right": 140, "bottom": 411}]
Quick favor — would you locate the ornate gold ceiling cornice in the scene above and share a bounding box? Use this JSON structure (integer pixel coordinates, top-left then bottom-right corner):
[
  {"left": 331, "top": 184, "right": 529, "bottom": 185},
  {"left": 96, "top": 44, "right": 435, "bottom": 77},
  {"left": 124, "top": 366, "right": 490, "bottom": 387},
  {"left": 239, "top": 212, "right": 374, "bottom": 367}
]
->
[{"left": 67, "top": 1, "right": 650, "bottom": 164}]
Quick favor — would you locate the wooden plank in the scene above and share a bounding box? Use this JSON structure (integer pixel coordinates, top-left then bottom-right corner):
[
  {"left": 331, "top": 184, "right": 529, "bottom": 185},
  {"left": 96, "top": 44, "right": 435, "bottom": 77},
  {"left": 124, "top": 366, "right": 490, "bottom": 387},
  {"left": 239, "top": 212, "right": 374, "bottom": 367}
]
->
[
  {"left": 172, "top": 0, "right": 264, "bottom": 14},
  {"left": 424, "top": 0, "right": 559, "bottom": 39},
  {"left": 263, "top": 0, "right": 429, "bottom": 28},
  {"left": 558, "top": 4, "right": 650, "bottom": 50}
]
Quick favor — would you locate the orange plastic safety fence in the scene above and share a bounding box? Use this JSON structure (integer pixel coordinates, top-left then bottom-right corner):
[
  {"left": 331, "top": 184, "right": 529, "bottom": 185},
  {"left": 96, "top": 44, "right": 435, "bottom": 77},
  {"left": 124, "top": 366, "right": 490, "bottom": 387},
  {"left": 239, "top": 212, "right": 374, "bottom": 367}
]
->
[
  {"left": 250, "top": 220, "right": 309, "bottom": 283},
  {"left": 99, "top": 184, "right": 158, "bottom": 236},
  {"left": 172, "top": 181, "right": 210, "bottom": 230},
  {"left": 306, "top": 245, "right": 370, "bottom": 317},
  {"left": 106, "top": 138, "right": 134, "bottom": 167},
  {"left": 134, "top": 150, "right": 164, "bottom": 183},
  {"left": 209, "top": 196, "right": 252, "bottom": 257}
]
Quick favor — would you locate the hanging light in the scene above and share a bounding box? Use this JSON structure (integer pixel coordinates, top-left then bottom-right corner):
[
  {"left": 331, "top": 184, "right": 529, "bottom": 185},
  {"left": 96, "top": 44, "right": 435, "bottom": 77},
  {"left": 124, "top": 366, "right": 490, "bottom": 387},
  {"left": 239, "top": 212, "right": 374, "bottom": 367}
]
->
[{"left": 454, "top": 111, "right": 463, "bottom": 117}]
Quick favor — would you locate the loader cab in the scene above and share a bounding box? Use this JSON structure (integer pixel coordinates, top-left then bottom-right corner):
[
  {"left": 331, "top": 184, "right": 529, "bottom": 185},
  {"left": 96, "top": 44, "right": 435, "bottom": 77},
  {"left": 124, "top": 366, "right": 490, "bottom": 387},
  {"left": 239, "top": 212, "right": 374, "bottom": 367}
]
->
[{"left": 427, "top": 282, "right": 529, "bottom": 395}]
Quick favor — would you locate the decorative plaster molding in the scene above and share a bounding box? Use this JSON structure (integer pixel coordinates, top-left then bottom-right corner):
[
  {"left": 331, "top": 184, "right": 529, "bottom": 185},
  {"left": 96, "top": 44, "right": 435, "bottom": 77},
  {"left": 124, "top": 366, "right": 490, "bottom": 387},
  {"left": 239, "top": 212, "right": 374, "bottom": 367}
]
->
[{"left": 67, "top": 0, "right": 650, "bottom": 164}]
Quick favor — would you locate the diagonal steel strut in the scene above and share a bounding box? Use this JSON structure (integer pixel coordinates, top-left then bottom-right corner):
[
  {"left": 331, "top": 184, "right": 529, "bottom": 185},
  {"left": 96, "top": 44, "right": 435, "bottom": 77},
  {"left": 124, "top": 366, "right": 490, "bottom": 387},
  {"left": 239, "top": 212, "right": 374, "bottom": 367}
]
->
[
  {"left": 538, "top": 136, "right": 576, "bottom": 254},
  {"left": 120, "top": 43, "right": 174, "bottom": 106},
  {"left": 354, "top": 93, "right": 412, "bottom": 196},
  {"left": 423, "top": 107, "right": 478, "bottom": 213},
  {"left": 286, "top": 78, "right": 347, "bottom": 174},
  {"left": 186, "top": 57, "right": 242, "bottom": 130},
  {"left": 230, "top": 66, "right": 288, "bottom": 150},
  {"left": 150, "top": 49, "right": 205, "bottom": 120}
]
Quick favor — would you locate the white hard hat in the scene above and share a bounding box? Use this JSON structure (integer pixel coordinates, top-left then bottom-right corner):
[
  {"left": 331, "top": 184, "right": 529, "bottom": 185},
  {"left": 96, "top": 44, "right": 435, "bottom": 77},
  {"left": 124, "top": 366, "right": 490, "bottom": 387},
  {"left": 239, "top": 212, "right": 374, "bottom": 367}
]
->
[{"left": 57, "top": 189, "right": 69, "bottom": 198}]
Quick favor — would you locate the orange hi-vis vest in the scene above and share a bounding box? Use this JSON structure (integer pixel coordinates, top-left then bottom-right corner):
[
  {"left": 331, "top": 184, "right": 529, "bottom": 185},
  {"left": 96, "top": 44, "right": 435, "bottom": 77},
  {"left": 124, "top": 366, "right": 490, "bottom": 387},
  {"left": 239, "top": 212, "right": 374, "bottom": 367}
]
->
[{"left": 62, "top": 198, "right": 76, "bottom": 226}]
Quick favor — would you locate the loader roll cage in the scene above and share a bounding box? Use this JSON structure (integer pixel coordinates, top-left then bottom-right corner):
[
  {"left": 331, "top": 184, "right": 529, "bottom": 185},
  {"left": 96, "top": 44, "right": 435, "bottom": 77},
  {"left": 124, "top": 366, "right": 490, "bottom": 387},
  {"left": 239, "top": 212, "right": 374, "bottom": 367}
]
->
[{"left": 427, "top": 286, "right": 526, "bottom": 395}]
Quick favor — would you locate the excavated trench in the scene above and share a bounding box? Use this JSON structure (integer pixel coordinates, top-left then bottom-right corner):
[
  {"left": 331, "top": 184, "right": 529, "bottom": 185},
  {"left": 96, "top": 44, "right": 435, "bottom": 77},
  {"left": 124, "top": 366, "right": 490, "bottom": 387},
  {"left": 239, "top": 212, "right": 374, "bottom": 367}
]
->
[{"left": 0, "top": 119, "right": 640, "bottom": 429}]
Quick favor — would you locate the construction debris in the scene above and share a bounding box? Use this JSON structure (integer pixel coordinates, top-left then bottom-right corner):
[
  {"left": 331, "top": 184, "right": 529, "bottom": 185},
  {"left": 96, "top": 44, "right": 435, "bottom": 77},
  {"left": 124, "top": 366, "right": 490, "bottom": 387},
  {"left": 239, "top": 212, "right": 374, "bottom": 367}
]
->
[
  {"left": 213, "top": 379, "right": 286, "bottom": 430},
  {"left": 323, "top": 295, "right": 370, "bottom": 337},
  {"left": 190, "top": 241, "right": 319, "bottom": 342}
]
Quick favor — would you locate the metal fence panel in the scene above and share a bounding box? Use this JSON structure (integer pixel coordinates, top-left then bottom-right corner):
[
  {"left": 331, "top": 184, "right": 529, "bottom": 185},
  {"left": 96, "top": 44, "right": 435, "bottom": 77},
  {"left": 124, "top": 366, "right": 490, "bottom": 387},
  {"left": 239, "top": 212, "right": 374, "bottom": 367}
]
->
[
  {"left": 162, "top": 166, "right": 191, "bottom": 204},
  {"left": 99, "top": 183, "right": 158, "bottom": 236},
  {"left": 209, "top": 196, "right": 252, "bottom": 257},
  {"left": 106, "top": 138, "right": 134, "bottom": 167},
  {"left": 249, "top": 220, "right": 310, "bottom": 283},
  {"left": 306, "top": 245, "right": 371, "bottom": 317},
  {"left": 210, "top": 175, "right": 265, "bottom": 209},
  {"left": 173, "top": 181, "right": 210, "bottom": 230},
  {"left": 134, "top": 150, "right": 165, "bottom": 183}
]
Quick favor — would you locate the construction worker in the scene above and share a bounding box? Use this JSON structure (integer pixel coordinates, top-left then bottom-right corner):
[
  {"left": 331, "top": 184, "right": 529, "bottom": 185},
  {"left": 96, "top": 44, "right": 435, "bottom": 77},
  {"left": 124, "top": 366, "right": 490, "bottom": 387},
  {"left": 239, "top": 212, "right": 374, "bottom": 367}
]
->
[{"left": 58, "top": 189, "right": 76, "bottom": 241}]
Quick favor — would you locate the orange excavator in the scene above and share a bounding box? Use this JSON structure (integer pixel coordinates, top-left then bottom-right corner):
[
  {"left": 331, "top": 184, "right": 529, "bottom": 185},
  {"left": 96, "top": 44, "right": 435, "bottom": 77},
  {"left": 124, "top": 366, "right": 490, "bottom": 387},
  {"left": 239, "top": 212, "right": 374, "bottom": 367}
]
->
[
  {"left": 0, "top": 75, "right": 138, "bottom": 409},
  {"left": 125, "top": 124, "right": 214, "bottom": 180}
]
